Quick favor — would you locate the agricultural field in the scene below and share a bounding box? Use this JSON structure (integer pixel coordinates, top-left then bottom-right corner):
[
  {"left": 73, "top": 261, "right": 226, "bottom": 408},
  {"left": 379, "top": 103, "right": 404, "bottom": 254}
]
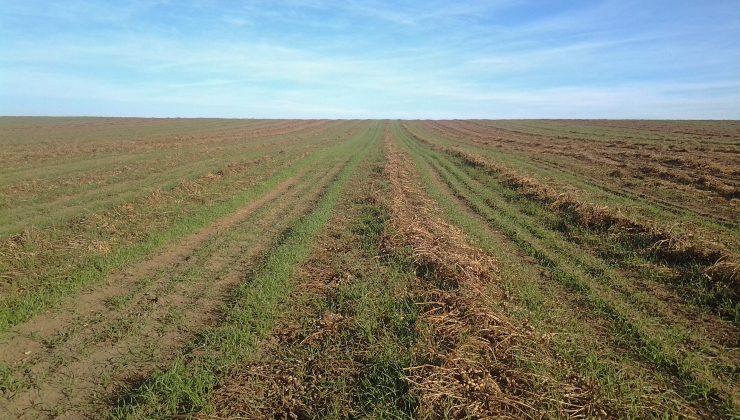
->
[{"left": 0, "top": 117, "right": 737, "bottom": 419}]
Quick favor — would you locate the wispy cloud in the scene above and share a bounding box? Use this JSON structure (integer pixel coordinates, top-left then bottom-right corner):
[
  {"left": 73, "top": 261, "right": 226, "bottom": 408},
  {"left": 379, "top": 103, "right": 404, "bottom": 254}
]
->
[{"left": 1, "top": 0, "right": 739, "bottom": 118}]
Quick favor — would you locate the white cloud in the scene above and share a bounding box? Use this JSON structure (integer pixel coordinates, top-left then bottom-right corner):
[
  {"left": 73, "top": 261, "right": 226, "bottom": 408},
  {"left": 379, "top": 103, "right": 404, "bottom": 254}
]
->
[{"left": 1, "top": 0, "right": 739, "bottom": 118}]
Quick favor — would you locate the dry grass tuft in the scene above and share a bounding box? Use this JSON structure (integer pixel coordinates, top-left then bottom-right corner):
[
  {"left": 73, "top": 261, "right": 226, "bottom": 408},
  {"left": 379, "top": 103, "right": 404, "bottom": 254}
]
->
[
  {"left": 385, "top": 136, "right": 604, "bottom": 418},
  {"left": 385, "top": 140, "right": 497, "bottom": 292},
  {"left": 67, "top": 236, "right": 114, "bottom": 254},
  {"left": 704, "top": 259, "right": 739, "bottom": 288},
  {"left": 409, "top": 288, "right": 603, "bottom": 419},
  {"left": 409, "top": 132, "right": 738, "bottom": 290},
  {"left": 203, "top": 362, "right": 309, "bottom": 419},
  {"left": 408, "top": 290, "right": 531, "bottom": 419}
]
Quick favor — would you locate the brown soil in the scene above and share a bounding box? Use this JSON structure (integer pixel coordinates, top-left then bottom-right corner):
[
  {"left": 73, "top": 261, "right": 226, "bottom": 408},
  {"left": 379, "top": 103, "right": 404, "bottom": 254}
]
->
[
  {"left": 0, "top": 119, "right": 337, "bottom": 168},
  {"left": 204, "top": 213, "right": 364, "bottom": 419},
  {"left": 201, "top": 146, "right": 386, "bottom": 419},
  {"left": 0, "top": 163, "right": 343, "bottom": 419}
]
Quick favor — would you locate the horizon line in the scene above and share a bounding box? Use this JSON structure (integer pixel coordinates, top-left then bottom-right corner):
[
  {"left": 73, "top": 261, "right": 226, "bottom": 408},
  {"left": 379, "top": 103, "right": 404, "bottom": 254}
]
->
[{"left": 2, "top": 115, "right": 739, "bottom": 122}]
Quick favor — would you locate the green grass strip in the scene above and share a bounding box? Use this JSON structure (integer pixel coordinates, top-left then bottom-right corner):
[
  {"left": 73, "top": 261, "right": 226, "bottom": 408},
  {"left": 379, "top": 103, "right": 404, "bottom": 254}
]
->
[
  {"left": 400, "top": 128, "right": 736, "bottom": 415},
  {"left": 0, "top": 130, "right": 363, "bottom": 333},
  {"left": 110, "top": 123, "right": 381, "bottom": 419}
]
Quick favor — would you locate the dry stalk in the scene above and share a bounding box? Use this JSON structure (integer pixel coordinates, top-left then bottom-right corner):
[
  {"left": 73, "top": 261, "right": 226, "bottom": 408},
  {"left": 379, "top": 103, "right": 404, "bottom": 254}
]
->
[
  {"left": 385, "top": 136, "right": 602, "bottom": 418},
  {"left": 408, "top": 131, "right": 738, "bottom": 289}
]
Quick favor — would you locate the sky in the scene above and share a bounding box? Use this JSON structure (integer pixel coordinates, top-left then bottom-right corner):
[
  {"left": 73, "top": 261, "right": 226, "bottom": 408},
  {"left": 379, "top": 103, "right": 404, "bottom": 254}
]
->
[{"left": 1, "top": 0, "right": 739, "bottom": 119}]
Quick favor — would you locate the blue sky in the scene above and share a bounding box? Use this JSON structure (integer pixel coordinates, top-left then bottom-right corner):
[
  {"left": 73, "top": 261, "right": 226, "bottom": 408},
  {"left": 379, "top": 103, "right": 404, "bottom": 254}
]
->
[{"left": 1, "top": 0, "right": 739, "bottom": 118}]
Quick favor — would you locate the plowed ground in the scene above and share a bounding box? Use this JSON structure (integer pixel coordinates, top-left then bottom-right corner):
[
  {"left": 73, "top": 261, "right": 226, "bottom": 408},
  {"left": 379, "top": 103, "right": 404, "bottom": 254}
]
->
[{"left": 0, "top": 118, "right": 737, "bottom": 419}]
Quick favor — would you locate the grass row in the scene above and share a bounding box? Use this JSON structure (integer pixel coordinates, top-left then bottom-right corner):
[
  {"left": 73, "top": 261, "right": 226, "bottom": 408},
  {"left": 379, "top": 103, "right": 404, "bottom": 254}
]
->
[
  {"left": 0, "top": 151, "right": 343, "bottom": 401},
  {"left": 110, "top": 121, "right": 382, "bottom": 418},
  {"left": 0, "top": 121, "right": 350, "bottom": 234},
  {"left": 393, "top": 125, "right": 649, "bottom": 415},
  {"left": 206, "top": 139, "right": 422, "bottom": 418},
  {"left": 0, "top": 123, "right": 361, "bottom": 333},
  {"left": 405, "top": 123, "right": 738, "bottom": 322},
  {"left": 290, "top": 140, "right": 419, "bottom": 418},
  {"left": 404, "top": 121, "right": 739, "bottom": 245},
  {"left": 395, "top": 122, "right": 736, "bottom": 417}
]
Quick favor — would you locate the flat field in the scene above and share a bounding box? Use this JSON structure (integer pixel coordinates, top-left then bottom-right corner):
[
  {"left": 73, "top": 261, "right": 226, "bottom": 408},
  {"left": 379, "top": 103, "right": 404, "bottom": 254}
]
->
[{"left": 0, "top": 118, "right": 737, "bottom": 418}]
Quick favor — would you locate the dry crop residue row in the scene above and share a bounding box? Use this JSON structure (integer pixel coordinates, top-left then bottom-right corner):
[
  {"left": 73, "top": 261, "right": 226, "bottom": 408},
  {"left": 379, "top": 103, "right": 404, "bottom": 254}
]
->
[
  {"left": 0, "top": 121, "right": 362, "bottom": 334},
  {"left": 384, "top": 134, "right": 604, "bottom": 418},
  {"left": 408, "top": 120, "right": 739, "bottom": 262},
  {"left": 0, "top": 161, "right": 344, "bottom": 418},
  {"left": 0, "top": 119, "right": 364, "bottom": 418},
  {"left": 412, "top": 130, "right": 737, "bottom": 289},
  {"left": 0, "top": 118, "right": 737, "bottom": 419},
  {"left": 424, "top": 119, "right": 739, "bottom": 217},
  {"left": 395, "top": 120, "right": 738, "bottom": 417}
]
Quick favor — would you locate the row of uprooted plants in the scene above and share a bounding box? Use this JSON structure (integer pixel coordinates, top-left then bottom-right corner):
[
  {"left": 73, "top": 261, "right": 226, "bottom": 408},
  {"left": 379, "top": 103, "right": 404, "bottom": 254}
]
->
[
  {"left": 383, "top": 136, "right": 609, "bottom": 418},
  {"left": 425, "top": 119, "right": 740, "bottom": 203},
  {"left": 404, "top": 130, "right": 738, "bottom": 299}
]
